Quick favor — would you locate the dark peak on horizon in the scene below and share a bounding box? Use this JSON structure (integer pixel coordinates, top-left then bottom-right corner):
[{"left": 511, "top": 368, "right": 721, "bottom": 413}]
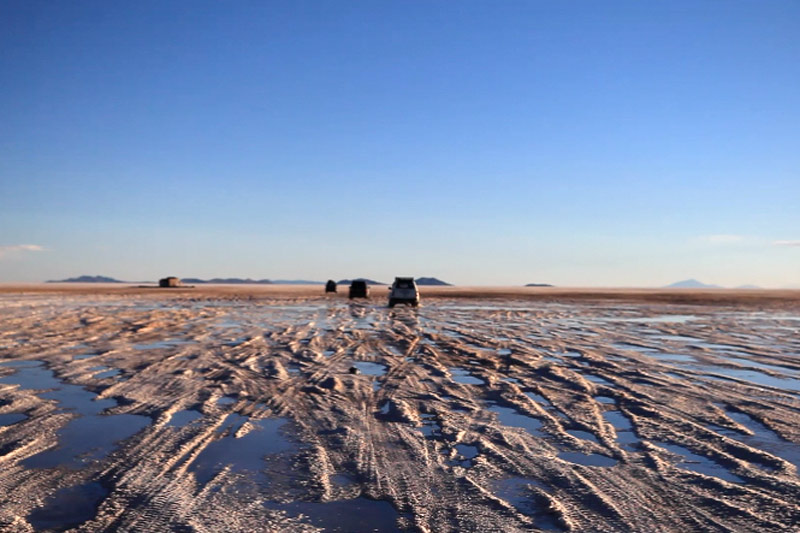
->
[
  {"left": 525, "top": 283, "right": 553, "bottom": 287},
  {"left": 415, "top": 277, "right": 452, "bottom": 286},
  {"left": 665, "top": 279, "right": 722, "bottom": 289},
  {"left": 337, "top": 278, "right": 387, "bottom": 286},
  {"left": 48, "top": 275, "right": 123, "bottom": 283}
]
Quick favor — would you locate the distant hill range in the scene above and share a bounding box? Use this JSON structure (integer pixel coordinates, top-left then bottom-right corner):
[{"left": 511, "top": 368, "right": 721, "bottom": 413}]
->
[
  {"left": 525, "top": 283, "right": 553, "bottom": 287},
  {"left": 48, "top": 275, "right": 123, "bottom": 283},
  {"left": 182, "top": 278, "right": 273, "bottom": 285},
  {"left": 665, "top": 279, "right": 722, "bottom": 289},
  {"left": 337, "top": 278, "right": 387, "bottom": 285},
  {"left": 415, "top": 277, "right": 452, "bottom": 286}
]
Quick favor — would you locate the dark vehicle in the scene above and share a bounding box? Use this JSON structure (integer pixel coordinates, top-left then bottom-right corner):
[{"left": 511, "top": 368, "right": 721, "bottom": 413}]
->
[
  {"left": 348, "top": 280, "right": 369, "bottom": 299},
  {"left": 388, "top": 277, "right": 419, "bottom": 307},
  {"left": 325, "top": 280, "right": 337, "bottom": 293}
]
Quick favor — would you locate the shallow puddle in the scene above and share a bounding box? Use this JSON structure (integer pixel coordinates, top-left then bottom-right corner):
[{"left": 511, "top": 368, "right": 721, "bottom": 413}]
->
[
  {"left": 583, "top": 374, "right": 613, "bottom": 386},
  {"left": 270, "top": 497, "right": 402, "bottom": 532},
  {"left": 0, "top": 413, "right": 27, "bottom": 426},
  {"left": 653, "top": 441, "right": 744, "bottom": 483},
  {"left": 134, "top": 339, "right": 190, "bottom": 350},
  {"left": 24, "top": 413, "right": 151, "bottom": 469},
  {"left": 488, "top": 403, "right": 546, "bottom": 438},
  {"left": 190, "top": 414, "right": 291, "bottom": 484},
  {"left": 419, "top": 413, "right": 442, "bottom": 438},
  {"left": 93, "top": 368, "right": 120, "bottom": 379},
  {"left": 603, "top": 410, "right": 639, "bottom": 447},
  {"left": 217, "top": 396, "right": 237, "bottom": 406},
  {"left": 558, "top": 451, "right": 617, "bottom": 467},
  {"left": 449, "top": 367, "right": 485, "bottom": 385},
  {"left": 705, "top": 367, "right": 800, "bottom": 392},
  {"left": 717, "top": 410, "right": 800, "bottom": 472},
  {"left": 567, "top": 430, "right": 600, "bottom": 444},
  {"left": 352, "top": 361, "right": 388, "bottom": 377},
  {"left": 649, "top": 353, "right": 695, "bottom": 363},
  {"left": 493, "top": 477, "right": 563, "bottom": 531},
  {"left": 167, "top": 409, "right": 203, "bottom": 427},
  {"left": 28, "top": 481, "right": 108, "bottom": 531}
]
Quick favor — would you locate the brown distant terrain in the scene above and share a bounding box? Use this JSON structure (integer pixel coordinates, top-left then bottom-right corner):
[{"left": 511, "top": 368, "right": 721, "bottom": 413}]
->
[{"left": 1, "top": 283, "right": 798, "bottom": 306}]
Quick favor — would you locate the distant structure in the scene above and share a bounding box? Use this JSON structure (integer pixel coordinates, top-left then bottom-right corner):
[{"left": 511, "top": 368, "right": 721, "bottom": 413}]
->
[
  {"left": 159, "top": 276, "right": 181, "bottom": 288},
  {"left": 325, "top": 280, "right": 337, "bottom": 293}
]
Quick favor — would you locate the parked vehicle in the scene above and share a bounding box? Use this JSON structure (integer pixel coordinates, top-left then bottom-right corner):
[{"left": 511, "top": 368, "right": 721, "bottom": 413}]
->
[
  {"left": 388, "top": 277, "right": 419, "bottom": 307},
  {"left": 325, "top": 280, "right": 337, "bottom": 293},
  {"left": 348, "top": 280, "right": 369, "bottom": 299}
]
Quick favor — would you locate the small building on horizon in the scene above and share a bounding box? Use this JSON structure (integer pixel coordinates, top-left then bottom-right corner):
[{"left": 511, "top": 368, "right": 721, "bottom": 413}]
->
[{"left": 159, "top": 276, "right": 181, "bottom": 288}]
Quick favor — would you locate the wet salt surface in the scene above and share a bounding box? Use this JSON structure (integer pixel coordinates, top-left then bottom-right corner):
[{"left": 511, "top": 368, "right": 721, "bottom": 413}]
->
[
  {"left": 5, "top": 297, "right": 800, "bottom": 531},
  {"left": 488, "top": 403, "right": 546, "bottom": 438},
  {"left": 449, "top": 367, "right": 485, "bottom": 385},
  {"left": 558, "top": 451, "right": 617, "bottom": 467},
  {"left": 267, "top": 497, "right": 402, "bottom": 533},
  {"left": 714, "top": 409, "right": 800, "bottom": 472},
  {"left": 493, "top": 477, "right": 564, "bottom": 531},
  {"left": 352, "top": 361, "right": 388, "bottom": 377},
  {"left": 0, "top": 361, "right": 151, "bottom": 468},
  {"left": 167, "top": 409, "right": 203, "bottom": 427},
  {"left": 0, "top": 412, "right": 27, "bottom": 426},
  {"left": 567, "top": 430, "right": 600, "bottom": 444},
  {"left": 603, "top": 410, "right": 640, "bottom": 447},
  {"left": 189, "top": 414, "right": 291, "bottom": 484},
  {"left": 653, "top": 442, "right": 744, "bottom": 483}
]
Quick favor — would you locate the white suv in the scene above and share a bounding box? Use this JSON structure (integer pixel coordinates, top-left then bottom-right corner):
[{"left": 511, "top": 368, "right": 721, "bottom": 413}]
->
[{"left": 388, "top": 277, "right": 420, "bottom": 307}]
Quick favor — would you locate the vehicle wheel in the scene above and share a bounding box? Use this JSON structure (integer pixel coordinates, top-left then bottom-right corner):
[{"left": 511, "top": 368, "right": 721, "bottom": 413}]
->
[
  {"left": 388, "top": 299, "right": 396, "bottom": 308},
  {"left": 412, "top": 300, "right": 419, "bottom": 307}
]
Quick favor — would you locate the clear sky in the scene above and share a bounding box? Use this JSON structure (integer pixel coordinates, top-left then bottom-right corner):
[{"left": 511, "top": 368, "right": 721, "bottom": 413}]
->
[{"left": 1, "top": 1, "right": 798, "bottom": 287}]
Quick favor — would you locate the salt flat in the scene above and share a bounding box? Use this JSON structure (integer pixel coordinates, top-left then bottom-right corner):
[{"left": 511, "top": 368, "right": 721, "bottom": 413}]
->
[{"left": 1, "top": 287, "right": 799, "bottom": 532}]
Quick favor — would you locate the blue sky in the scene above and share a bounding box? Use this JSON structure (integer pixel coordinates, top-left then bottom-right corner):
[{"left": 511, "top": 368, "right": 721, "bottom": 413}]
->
[{"left": 1, "top": 1, "right": 798, "bottom": 286}]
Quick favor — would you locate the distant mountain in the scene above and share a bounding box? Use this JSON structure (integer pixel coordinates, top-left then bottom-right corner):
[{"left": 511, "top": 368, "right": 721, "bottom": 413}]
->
[
  {"left": 665, "top": 279, "right": 722, "bottom": 289},
  {"left": 525, "top": 283, "right": 553, "bottom": 287},
  {"left": 48, "top": 275, "right": 123, "bottom": 283},
  {"left": 415, "top": 277, "right": 452, "bottom": 286},
  {"left": 337, "top": 278, "right": 387, "bottom": 285},
  {"left": 736, "top": 284, "right": 761, "bottom": 289},
  {"left": 182, "top": 278, "right": 272, "bottom": 285},
  {"left": 271, "top": 280, "right": 325, "bottom": 285}
]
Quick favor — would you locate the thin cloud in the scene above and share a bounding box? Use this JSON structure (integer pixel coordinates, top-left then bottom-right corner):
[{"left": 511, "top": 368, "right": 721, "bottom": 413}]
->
[
  {"left": 0, "top": 244, "right": 46, "bottom": 259},
  {"left": 773, "top": 240, "right": 800, "bottom": 247}
]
